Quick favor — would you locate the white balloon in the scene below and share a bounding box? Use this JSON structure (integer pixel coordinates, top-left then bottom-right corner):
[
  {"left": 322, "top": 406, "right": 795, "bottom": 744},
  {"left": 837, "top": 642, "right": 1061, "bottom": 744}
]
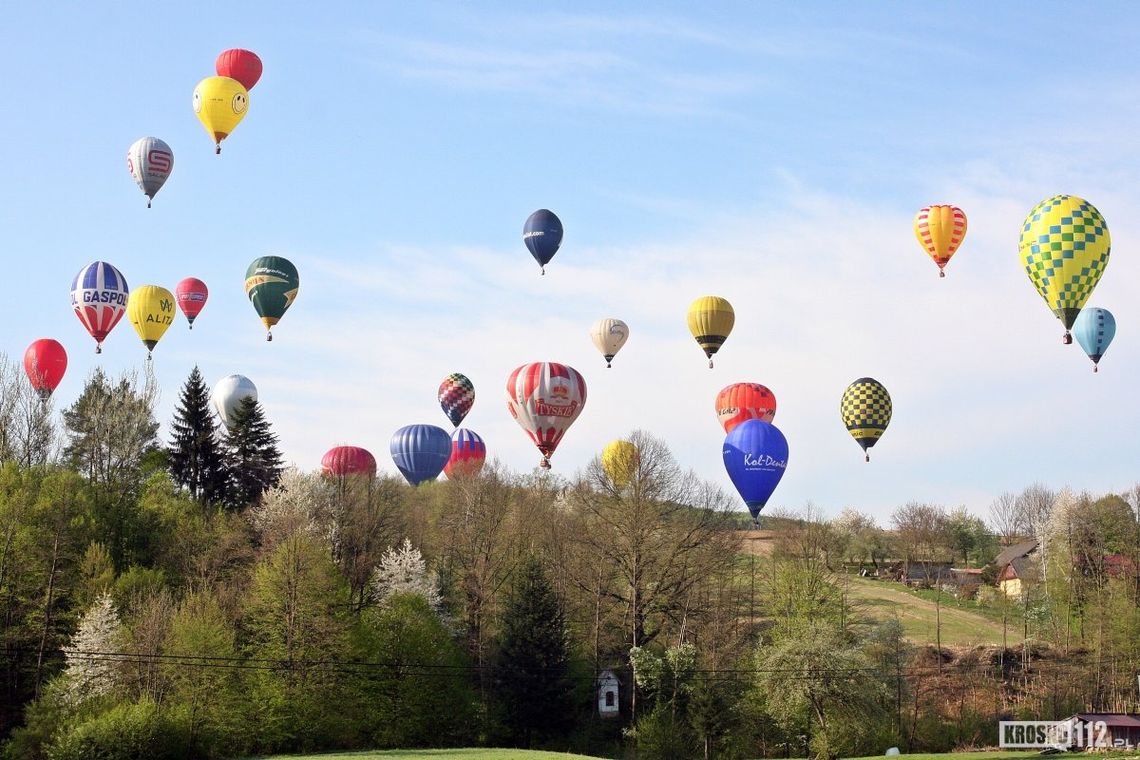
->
[
  {"left": 126, "top": 136, "right": 174, "bottom": 207},
  {"left": 211, "top": 374, "right": 257, "bottom": 429},
  {"left": 588, "top": 318, "right": 629, "bottom": 368}
]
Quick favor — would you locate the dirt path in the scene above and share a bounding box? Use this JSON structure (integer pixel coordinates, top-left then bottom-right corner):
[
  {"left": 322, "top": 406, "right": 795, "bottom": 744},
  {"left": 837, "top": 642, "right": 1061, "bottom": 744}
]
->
[{"left": 843, "top": 576, "right": 1009, "bottom": 647}]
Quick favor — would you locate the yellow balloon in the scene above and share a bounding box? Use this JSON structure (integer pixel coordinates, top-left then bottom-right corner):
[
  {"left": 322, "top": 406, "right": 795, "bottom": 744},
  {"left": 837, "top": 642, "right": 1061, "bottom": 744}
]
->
[
  {"left": 1018, "top": 195, "right": 1111, "bottom": 343},
  {"left": 687, "top": 296, "right": 734, "bottom": 368},
  {"left": 602, "top": 440, "right": 638, "bottom": 487},
  {"left": 127, "top": 285, "right": 176, "bottom": 358},
  {"left": 193, "top": 76, "right": 249, "bottom": 154}
]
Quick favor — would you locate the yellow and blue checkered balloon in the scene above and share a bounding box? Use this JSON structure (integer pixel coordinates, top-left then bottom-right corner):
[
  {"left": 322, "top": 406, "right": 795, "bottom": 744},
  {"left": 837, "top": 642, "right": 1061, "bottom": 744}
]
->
[{"left": 1018, "top": 195, "right": 1110, "bottom": 343}]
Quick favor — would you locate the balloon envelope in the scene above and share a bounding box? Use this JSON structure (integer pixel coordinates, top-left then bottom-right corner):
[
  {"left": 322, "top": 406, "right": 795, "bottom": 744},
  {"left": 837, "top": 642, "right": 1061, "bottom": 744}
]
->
[
  {"left": 715, "top": 383, "right": 776, "bottom": 433},
  {"left": 601, "top": 439, "right": 638, "bottom": 487},
  {"left": 192, "top": 76, "right": 248, "bottom": 153},
  {"left": 687, "top": 296, "right": 734, "bottom": 367},
  {"left": 321, "top": 446, "right": 377, "bottom": 477},
  {"left": 211, "top": 374, "right": 257, "bottom": 429},
  {"left": 914, "top": 205, "right": 966, "bottom": 276},
  {"left": 523, "top": 209, "right": 563, "bottom": 272},
  {"left": 722, "top": 420, "right": 788, "bottom": 521},
  {"left": 589, "top": 318, "right": 629, "bottom": 367},
  {"left": 390, "top": 424, "right": 451, "bottom": 486},
  {"left": 127, "top": 285, "right": 176, "bottom": 356},
  {"left": 445, "top": 428, "right": 486, "bottom": 477},
  {"left": 23, "top": 339, "right": 67, "bottom": 399},
  {"left": 70, "top": 261, "right": 129, "bottom": 353},
  {"left": 505, "top": 362, "right": 587, "bottom": 468},
  {"left": 126, "top": 137, "right": 173, "bottom": 207},
  {"left": 245, "top": 256, "right": 299, "bottom": 339},
  {"left": 215, "top": 48, "right": 263, "bottom": 90},
  {"left": 840, "top": 378, "right": 892, "bottom": 461},
  {"left": 438, "top": 373, "right": 475, "bottom": 427},
  {"left": 175, "top": 277, "right": 208, "bottom": 328},
  {"left": 1018, "top": 195, "right": 1110, "bottom": 339},
  {"left": 1073, "top": 307, "right": 1116, "bottom": 371}
]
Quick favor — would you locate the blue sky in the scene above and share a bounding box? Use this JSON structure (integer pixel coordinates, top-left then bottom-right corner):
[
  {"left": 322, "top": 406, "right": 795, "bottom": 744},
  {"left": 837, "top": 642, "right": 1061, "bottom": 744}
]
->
[{"left": 3, "top": 2, "right": 1139, "bottom": 524}]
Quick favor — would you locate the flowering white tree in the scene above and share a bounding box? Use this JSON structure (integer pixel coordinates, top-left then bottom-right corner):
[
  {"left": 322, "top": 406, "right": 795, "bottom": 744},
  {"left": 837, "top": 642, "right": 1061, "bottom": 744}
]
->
[
  {"left": 371, "top": 538, "right": 441, "bottom": 610},
  {"left": 62, "top": 591, "right": 122, "bottom": 704},
  {"left": 250, "top": 468, "right": 340, "bottom": 548}
]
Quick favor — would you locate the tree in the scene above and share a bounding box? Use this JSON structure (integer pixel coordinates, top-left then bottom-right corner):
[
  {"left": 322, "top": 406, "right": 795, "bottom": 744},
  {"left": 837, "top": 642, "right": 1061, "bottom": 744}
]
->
[
  {"left": 1017, "top": 483, "right": 1056, "bottom": 586},
  {"left": 62, "top": 591, "right": 122, "bottom": 705},
  {"left": 372, "top": 538, "right": 441, "bottom": 610},
  {"left": 0, "top": 353, "right": 57, "bottom": 468},
  {"left": 890, "top": 502, "right": 949, "bottom": 582},
  {"left": 222, "top": 397, "right": 283, "bottom": 510},
  {"left": 167, "top": 367, "right": 228, "bottom": 506},
  {"left": 988, "top": 491, "right": 1021, "bottom": 546},
  {"left": 493, "top": 555, "right": 573, "bottom": 748}
]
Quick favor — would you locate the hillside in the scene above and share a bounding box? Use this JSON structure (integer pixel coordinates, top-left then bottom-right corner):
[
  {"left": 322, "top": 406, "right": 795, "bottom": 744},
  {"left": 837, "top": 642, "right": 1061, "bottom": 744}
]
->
[{"left": 844, "top": 576, "right": 1008, "bottom": 647}]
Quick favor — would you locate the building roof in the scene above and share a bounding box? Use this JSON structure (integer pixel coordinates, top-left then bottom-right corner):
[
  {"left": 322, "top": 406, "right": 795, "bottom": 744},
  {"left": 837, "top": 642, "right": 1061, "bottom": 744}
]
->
[
  {"left": 994, "top": 540, "right": 1039, "bottom": 568},
  {"left": 1074, "top": 713, "right": 1140, "bottom": 727}
]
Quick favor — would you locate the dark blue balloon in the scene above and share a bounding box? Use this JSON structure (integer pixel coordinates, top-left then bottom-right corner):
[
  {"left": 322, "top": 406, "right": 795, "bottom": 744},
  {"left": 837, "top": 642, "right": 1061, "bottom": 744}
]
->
[
  {"left": 722, "top": 419, "right": 788, "bottom": 520},
  {"left": 523, "top": 209, "right": 563, "bottom": 271},
  {"left": 390, "top": 424, "right": 451, "bottom": 486}
]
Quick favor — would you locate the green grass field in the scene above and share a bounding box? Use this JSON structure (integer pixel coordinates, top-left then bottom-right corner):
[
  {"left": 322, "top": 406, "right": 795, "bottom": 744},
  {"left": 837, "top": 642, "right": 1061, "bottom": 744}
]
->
[
  {"left": 843, "top": 577, "right": 1010, "bottom": 647},
  {"left": 845, "top": 754, "right": 1041, "bottom": 760},
  {"left": 255, "top": 750, "right": 607, "bottom": 759}
]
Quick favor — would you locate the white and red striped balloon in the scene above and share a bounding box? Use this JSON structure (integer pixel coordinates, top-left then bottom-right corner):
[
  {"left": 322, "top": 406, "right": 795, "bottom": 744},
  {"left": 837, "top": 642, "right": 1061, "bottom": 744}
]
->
[{"left": 505, "top": 362, "right": 587, "bottom": 469}]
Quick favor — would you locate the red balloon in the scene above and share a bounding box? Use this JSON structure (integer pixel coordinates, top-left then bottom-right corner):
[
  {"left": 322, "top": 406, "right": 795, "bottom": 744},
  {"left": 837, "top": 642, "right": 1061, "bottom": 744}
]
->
[
  {"left": 444, "top": 429, "right": 486, "bottom": 477},
  {"left": 715, "top": 382, "right": 776, "bottom": 433},
  {"left": 321, "top": 446, "right": 377, "bottom": 477},
  {"left": 24, "top": 339, "right": 67, "bottom": 400},
  {"left": 175, "top": 277, "right": 209, "bottom": 329},
  {"left": 215, "top": 49, "right": 263, "bottom": 91}
]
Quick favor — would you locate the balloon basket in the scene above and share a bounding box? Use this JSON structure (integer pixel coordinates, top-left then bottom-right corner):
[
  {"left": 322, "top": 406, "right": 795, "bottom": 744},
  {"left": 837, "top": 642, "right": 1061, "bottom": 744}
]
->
[
  {"left": 147, "top": 200, "right": 152, "bottom": 209},
  {"left": 1062, "top": 333, "right": 1072, "bottom": 345},
  {"left": 1093, "top": 365, "right": 1098, "bottom": 373},
  {"left": 266, "top": 333, "right": 273, "bottom": 342},
  {"left": 865, "top": 453, "right": 870, "bottom": 463},
  {"left": 939, "top": 270, "right": 945, "bottom": 278},
  {"left": 708, "top": 359, "right": 714, "bottom": 369},
  {"left": 215, "top": 145, "right": 221, "bottom": 155},
  {"left": 540, "top": 458, "right": 551, "bottom": 470},
  {"left": 95, "top": 346, "right": 102, "bottom": 354}
]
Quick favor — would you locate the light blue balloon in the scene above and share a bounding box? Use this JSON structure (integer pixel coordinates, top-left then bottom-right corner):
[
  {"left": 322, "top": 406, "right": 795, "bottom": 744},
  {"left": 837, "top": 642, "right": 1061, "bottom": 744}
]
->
[
  {"left": 1073, "top": 307, "right": 1116, "bottom": 372},
  {"left": 390, "top": 424, "right": 451, "bottom": 485},
  {"left": 722, "top": 419, "right": 789, "bottom": 521}
]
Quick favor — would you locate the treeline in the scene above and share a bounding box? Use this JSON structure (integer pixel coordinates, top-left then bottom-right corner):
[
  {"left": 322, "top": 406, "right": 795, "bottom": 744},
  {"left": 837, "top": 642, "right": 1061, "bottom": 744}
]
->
[{"left": 0, "top": 360, "right": 1138, "bottom": 760}]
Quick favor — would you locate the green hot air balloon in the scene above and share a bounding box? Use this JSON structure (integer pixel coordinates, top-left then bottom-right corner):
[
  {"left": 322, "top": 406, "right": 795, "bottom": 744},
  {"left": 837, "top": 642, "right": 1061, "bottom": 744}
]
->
[{"left": 245, "top": 256, "right": 299, "bottom": 341}]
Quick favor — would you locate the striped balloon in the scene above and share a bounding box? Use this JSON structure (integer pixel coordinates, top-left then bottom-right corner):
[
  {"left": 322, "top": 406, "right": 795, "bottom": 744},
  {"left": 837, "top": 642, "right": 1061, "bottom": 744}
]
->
[
  {"left": 445, "top": 428, "right": 486, "bottom": 477},
  {"left": 390, "top": 424, "right": 451, "bottom": 486},
  {"left": 913, "top": 205, "right": 967, "bottom": 277},
  {"left": 70, "top": 261, "right": 129, "bottom": 353},
  {"left": 505, "top": 362, "right": 587, "bottom": 469}
]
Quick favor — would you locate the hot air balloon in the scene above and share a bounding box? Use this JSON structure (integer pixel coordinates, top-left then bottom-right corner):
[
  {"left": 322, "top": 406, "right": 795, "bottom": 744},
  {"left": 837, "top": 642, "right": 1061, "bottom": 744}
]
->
[
  {"left": 126, "top": 137, "right": 174, "bottom": 208},
  {"left": 1019, "top": 195, "right": 1111, "bottom": 344},
  {"left": 321, "top": 446, "right": 377, "bottom": 477},
  {"left": 438, "top": 373, "right": 475, "bottom": 427},
  {"left": 505, "top": 362, "right": 587, "bottom": 469},
  {"left": 840, "top": 378, "right": 892, "bottom": 462},
  {"left": 126, "top": 285, "right": 175, "bottom": 360},
  {"left": 722, "top": 419, "right": 788, "bottom": 524},
  {"left": 390, "top": 424, "right": 451, "bottom": 486},
  {"left": 687, "top": 296, "right": 734, "bottom": 368},
  {"left": 71, "top": 261, "right": 129, "bottom": 353},
  {"left": 445, "top": 428, "right": 486, "bottom": 477},
  {"left": 215, "top": 48, "right": 263, "bottom": 91},
  {"left": 914, "top": 205, "right": 967, "bottom": 277},
  {"left": 23, "top": 339, "right": 67, "bottom": 400},
  {"left": 601, "top": 439, "right": 638, "bottom": 487},
  {"left": 523, "top": 209, "right": 563, "bottom": 274},
  {"left": 211, "top": 374, "right": 257, "bottom": 429},
  {"left": 192, "top": 76, "right": 248, "bottom": 154},
  {"left": 245, "top": 256, "right": 299, "bottom": 341},
  {"left": 715, "top": 383, "right": 776, "bottom": 433},
  {"left": 175, "top": 277, "right": 208, "bottom": 329},
  {"left": 589, "top": 318, "right": 629, "bottom": 368},
  {"left": 1073, "top": 307, "right": 1116, "bottom": 373}
]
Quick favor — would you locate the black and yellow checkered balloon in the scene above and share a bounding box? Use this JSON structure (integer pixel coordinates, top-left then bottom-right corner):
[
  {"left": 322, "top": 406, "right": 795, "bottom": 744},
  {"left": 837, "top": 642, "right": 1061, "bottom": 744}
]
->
[
  {"left": 840, "top": 377, "right": 892, "bottom": 462},
  {"left": 1018, "top": 195, "right": 1110, "bottom": 334}
]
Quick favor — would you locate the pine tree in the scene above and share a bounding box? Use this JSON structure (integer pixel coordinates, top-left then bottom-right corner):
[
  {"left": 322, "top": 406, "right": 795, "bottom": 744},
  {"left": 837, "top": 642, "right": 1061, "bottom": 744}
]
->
[
  {"left": 222, "top": 396, "right": 284, "bottom": 510},
  {"left": 494, "top": 555, "right": 573, "bottom": 748},
  {"left": 168, "top": 367, "right": 228, "bottom": 505}
]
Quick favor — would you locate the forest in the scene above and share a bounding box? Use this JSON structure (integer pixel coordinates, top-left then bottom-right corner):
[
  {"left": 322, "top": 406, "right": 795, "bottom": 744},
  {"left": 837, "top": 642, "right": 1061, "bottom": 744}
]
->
[{"left": 0, "top": 359, "right": 1138, "bottom": 760}]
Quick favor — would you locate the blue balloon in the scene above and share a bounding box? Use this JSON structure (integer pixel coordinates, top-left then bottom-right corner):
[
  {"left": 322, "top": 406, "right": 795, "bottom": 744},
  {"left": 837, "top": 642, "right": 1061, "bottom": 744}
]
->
[
  {"left": 1073, "top": 307, "right": 1116, "bottom": 372},
  {"left": 523, "top": 209, "right": 563, "bottom": 273},
  {"left": 722, "top": 419, "right": 788, "bottom": 521},
  {"left": 390, "top": 424, "right": 451, "bottom": 486}
]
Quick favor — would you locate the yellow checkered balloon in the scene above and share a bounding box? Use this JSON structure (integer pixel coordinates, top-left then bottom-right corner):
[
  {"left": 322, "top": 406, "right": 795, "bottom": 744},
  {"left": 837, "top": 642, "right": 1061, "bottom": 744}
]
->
[
  {"left": 1018, "top": 195, "right": 1110, "bottom": 342},
  {"left": 840, "top": 377, "right": 891, "bottom": 462}
]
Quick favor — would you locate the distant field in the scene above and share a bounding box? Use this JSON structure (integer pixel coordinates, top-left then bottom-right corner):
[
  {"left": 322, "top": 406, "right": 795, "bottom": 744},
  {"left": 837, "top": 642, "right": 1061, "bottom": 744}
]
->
[
  {"left": 843, "top": 576, "right": 1009, "bottom": 647},
  {"left": 255, "top": 750, "right": 607, "bottom": 760}
]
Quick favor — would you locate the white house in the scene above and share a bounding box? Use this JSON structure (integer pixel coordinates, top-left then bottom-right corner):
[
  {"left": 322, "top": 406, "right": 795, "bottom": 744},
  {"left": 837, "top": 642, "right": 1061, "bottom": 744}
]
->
[{"left": 597, "top": 670, "right": 619, "bottom": 717}]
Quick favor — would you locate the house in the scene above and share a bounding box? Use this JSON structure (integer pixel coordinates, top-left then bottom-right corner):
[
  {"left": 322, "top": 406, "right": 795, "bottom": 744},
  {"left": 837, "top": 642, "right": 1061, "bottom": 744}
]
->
[
  {"left": 993, "top": 540, "right": 1038, "bottom": 598},
  {"left": 944, "top": 568, "right": 983, "bottom": 599},
  {"left": 597, "top": 670, "right": 619, "bottom": 718},
  {"left": 895, "top": 562, "right": 954, "bottom": 588},
  {"left": 1069, "top": 713, "right": 1140, "bottom": 749}
]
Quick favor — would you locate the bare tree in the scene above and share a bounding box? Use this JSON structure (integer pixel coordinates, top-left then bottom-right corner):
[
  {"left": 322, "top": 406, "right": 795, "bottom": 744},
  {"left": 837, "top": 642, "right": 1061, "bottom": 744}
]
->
[
  {"left": 988, "top": 491, "right": 1021, "bottom": 547},
  {"left": 890, "top": 502, "right": 950, "bottom": 583},
  {"left": 1017, "top": 483, "right": 1057, "bottom": 586}
]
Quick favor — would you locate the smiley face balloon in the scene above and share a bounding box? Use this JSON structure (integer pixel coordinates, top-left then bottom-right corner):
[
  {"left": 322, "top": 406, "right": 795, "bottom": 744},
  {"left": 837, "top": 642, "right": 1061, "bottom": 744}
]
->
[{"left": 192, "top": 76, "right": 249, "bottom": 154}]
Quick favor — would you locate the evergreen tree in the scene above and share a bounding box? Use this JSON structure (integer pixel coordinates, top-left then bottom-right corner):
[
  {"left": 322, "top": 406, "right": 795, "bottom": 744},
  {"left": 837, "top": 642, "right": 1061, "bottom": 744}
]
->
[
  {"left": 168, "top": 367, "right": 228, "bottom": 505},
  {"left": 222, "top": 396, "right": 284, "bottom": 510},
  {"left": 494, "top": 555, "right": 573, "bottom": 748}
]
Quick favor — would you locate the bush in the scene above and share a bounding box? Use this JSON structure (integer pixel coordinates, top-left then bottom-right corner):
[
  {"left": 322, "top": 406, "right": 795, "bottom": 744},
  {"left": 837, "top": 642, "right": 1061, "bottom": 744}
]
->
[
  {"left": 47, "top": 699, "right": 180, "bottom": 760},
  {"left": 635, "top": 705, "right": 698, "bottom": 760}
]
